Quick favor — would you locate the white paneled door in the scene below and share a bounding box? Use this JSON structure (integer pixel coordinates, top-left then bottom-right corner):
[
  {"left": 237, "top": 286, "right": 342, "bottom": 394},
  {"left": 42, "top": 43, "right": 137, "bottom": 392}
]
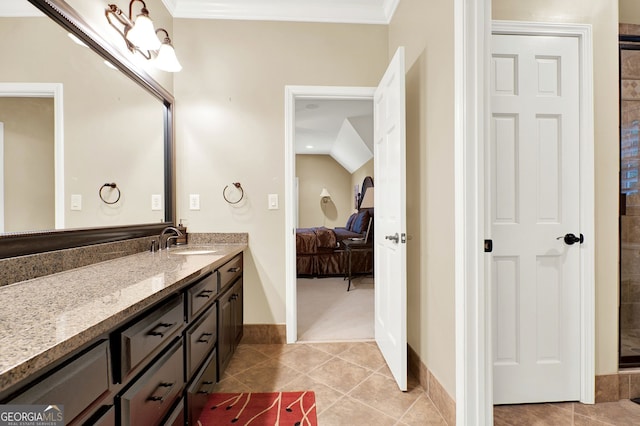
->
[
  {"left": 490, "top": 34, "right": 581, "bottom": 404},
  {"left": 374, "top": 47, "right": 407, "bottom": 391}
]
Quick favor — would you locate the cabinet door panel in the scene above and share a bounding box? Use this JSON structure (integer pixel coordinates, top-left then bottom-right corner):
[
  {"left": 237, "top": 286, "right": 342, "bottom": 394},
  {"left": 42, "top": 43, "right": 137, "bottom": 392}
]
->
[{"left": 218, "top": 287, "right": 234, "bottom": 377}]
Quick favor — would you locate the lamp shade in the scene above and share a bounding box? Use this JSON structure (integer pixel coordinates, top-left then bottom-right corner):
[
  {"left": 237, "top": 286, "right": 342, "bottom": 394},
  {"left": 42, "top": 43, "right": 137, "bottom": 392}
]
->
[
  {"left": 154, "top": 42, "right": 182, "bottom": 72},
  {"left": 320, "top": 188, "right": 331, "bottom": 199},
  {"left": 320, "top": 187, "right": 331, "bottom": 204},
  {"left": 360, "top": 188, "right": 374, "bottom": 208},
  {"left": 126, "top": 14, "right": 161, "bottom": 51}
]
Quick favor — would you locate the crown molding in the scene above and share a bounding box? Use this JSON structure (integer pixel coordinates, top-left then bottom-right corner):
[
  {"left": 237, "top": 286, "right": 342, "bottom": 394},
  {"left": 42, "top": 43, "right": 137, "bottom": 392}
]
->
[
  {"left": 166, "top": 0, "right": 399, "bottom": 24},
  {"left": 0, "top": 0, "right": 44, "bottom": 17}
]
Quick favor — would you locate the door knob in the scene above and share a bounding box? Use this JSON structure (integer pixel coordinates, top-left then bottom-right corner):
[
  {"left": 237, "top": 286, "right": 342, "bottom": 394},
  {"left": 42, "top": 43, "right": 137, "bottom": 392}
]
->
[
  {"left": 385, "top": 233, "right": 399, "bottom": 243},
  {"left": 557, "top": 233, "right": 584, "bottom": 245}
]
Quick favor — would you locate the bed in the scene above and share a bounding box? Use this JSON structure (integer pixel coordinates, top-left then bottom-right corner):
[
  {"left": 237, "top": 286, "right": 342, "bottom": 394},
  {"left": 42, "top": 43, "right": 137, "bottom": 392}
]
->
[{"left": 296, "top": 177, "right": 374, "bottom": 278}]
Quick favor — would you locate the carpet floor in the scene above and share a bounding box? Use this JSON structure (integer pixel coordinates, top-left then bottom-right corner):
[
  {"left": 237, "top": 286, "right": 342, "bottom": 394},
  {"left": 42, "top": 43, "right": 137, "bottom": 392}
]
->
[{"left": 296, "top": 276, "right": 374, "bottom": 342}]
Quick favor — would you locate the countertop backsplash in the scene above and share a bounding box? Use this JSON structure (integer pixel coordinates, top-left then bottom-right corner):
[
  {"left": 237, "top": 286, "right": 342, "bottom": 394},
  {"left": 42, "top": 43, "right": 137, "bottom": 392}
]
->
[{"left": 0, "top": 232, "right": 248, "bottom": 287}]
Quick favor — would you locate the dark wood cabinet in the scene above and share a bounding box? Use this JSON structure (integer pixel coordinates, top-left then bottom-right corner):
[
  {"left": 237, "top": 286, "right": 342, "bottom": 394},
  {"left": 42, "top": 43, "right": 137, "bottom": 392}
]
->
[
  {"left": 1, "top": 251, "right": 243, "bottom": 426},
  {"left": 218, "top": 278, "right": 243, "bottom": 377},
  {"left": 217, "top": 254, "right": 243, "bottom": 378},
  {"left": 8, "top": 340, "right": 111, "bottom": 425},
  {"left": 231, "top": 279, "right": 244, "bottom": 348}
]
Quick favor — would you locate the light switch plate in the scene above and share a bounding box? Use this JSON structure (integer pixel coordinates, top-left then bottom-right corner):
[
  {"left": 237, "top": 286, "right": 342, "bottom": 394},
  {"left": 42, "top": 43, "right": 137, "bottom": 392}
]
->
[
  {"left": 151, "top": 194, "right": 162, "bottom": 211},
  {"left": 189, "top": 194, "right": 200, "bottom": 210},
  {"left": 71, "top": 194, "right": 82, "bottom": 211},
  {"left": 268, "top": 193, "right": 278, "bottom": 210}
]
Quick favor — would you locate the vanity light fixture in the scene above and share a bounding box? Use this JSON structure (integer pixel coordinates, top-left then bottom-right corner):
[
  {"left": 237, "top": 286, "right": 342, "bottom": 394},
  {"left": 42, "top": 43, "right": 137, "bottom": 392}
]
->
[
  {"left": 105, "top": 0, "right": 182, "bottom": 72},
  {"left": 154, "top": 29, "right": 182, "bottom": 72}
]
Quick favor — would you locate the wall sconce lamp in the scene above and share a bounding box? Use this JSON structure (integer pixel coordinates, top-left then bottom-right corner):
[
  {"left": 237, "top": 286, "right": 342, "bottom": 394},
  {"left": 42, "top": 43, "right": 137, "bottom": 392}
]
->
[
  {"left": 320, "top": 188, "right": 331, "bottom": 204},
  {"left": 105, "top": 0, "right": 182, "bottom": 72}
]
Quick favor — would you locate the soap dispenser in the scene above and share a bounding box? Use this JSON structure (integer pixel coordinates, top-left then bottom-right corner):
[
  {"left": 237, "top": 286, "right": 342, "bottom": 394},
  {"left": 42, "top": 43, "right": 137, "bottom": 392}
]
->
[{"left": 176, "top": 219, "right": 188, "bottom": 245}]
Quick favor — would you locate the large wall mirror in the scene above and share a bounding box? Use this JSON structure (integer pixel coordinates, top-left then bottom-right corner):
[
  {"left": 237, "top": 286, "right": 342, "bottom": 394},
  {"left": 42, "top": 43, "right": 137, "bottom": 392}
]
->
[{"left": 0, "top": 0, "right": 174, "bottom": 258}]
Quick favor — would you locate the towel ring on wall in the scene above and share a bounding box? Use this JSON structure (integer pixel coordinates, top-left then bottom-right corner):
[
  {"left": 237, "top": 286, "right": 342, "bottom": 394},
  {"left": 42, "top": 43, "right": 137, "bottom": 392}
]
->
[
  {"left": 99, "top": 182, "right": 121, "bottom": 204},
  {"left": 223, "top": 182, "right": 244, "bottom": 204}
]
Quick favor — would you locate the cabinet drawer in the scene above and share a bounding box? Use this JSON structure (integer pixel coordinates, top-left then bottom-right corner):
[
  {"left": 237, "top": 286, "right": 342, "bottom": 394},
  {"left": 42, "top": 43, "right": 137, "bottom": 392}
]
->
[
  {"left": 218, "top": 254, "right": 242, "bottom": 292},
  {"left": 186, "top": 348, "right": 217, "bottom": 426},
  {"left": 186, "top": 303, "right": 217, "bottom": 378},
  {"left": 119, "top": 339, "right": 184, "bottom": 426},
  {"left": 10, "top": 340, "right": 110, "bottom": 425},
  {"left": 186, "top": 272, "right": 217, "bottom": 321},
  {"left": 162, "top": 398, "right": 185, "bottom": 426},
  {"left": 119, "top": 295, "right": 184, "bottom": 380},
  {"left": 85, "top": 405, "right": 115, "bottom": 426}
]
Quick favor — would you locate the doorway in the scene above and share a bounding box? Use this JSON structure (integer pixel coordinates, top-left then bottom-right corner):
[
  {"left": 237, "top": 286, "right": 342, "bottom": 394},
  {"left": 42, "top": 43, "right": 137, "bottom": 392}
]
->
[
  {"left": 0, "top": 83, "right": 64, "bottom": 230},
  {"left": 284, "top": 86, "right": 376, "bottom": 344}
]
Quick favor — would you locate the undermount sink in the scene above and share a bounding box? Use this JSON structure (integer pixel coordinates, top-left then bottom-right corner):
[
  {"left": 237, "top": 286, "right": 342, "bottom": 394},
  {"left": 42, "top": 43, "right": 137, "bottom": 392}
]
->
[{"left": 169, "top": 249, "right": 217, "bottom": 255}]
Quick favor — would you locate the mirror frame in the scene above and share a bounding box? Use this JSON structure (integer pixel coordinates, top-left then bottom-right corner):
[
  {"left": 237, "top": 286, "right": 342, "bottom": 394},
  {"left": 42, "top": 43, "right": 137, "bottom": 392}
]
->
[{"left": 0, "top": 0, "right": 175, "bottom": 259}]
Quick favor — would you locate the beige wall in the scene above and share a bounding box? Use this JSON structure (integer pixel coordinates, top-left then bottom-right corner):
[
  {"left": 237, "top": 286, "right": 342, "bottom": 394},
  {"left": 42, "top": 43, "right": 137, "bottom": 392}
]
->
[
  {"left": 388, "top": 0, "right": 457, "bottom": 398},
  {"left": 351, "top": 158, "right": 374, "bottom": 199},
  {"left": 0, "top": 98, "right": 54, "bottom": 232},
  {"left": 173, "top": 19, "right": 388, "bottom": 324},
  {"left": 296, "top": 155, "right": 353, "bottom": 228},
  {"left": 492, "top": 0, "right": 620, "bottom": 376},
  {"left": 621, "top": 0, "right": 640, "bottom": 24}
]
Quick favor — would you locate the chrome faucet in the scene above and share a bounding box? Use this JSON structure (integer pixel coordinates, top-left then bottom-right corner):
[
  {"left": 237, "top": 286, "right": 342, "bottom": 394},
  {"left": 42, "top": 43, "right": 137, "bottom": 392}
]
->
[{"left": 159, "top": 226, "right": 184, "bottom": 250}]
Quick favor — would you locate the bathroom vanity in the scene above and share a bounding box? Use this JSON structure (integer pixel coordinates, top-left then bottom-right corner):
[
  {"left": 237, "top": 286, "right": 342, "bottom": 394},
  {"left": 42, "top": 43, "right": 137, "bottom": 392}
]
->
[{"left": 0, "top": 244, "right": 245, "bottom": 425}]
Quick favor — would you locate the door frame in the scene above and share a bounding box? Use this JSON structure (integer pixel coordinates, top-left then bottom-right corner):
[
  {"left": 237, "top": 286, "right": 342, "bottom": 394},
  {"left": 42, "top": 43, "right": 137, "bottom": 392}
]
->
[
  {"left": 456, "top": 19, "right": 595, "bottom": 423},
  {"left": 284, "top": 85, "right": 376, "bottom": 343}
]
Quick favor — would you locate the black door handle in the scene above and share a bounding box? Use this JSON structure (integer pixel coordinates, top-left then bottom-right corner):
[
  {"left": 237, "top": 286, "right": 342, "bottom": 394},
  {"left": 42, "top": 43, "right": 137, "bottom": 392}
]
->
[{"left": 557, "top": 233, "right": 583, "bottom": 245}]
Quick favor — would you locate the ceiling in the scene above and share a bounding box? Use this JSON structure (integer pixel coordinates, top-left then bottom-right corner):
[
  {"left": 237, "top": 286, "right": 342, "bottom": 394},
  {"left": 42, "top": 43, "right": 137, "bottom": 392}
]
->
[{"left": 296, "top": 99, "right": 373, "bottom": 173}]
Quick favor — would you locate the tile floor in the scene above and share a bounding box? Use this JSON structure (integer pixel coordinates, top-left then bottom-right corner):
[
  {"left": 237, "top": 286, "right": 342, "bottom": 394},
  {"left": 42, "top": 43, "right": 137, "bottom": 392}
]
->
[
  {"left": 212, "top": 341, "right": 446, "bottom": 425},
  {"left": 213, "top": 341, "right": 640, "bottom": 425}
]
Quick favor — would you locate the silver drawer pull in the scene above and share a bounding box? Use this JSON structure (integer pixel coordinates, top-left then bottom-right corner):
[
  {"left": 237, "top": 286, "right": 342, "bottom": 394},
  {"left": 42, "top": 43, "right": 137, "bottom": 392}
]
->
[
  {"left": 228, "top": 267, "right": 241, "bottom": 273},
  {"left": 147, "top": 322, "right": 175, "bottom": 338},
  {"left": 148, "top": 382, "right": 175, "bottom": 403},
  {"left": 196, "top": 290, "right": 213, "bottom": 298},
  {"left": 196, "top": 332, "right": 213, "bottom": 344},
  {"left": 196, "top": 380, "right": 214, "bottom": 395}
]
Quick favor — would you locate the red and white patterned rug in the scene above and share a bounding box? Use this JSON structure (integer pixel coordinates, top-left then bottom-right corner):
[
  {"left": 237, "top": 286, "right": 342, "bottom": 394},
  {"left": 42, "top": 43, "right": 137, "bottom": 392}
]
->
[{"left": 197, "top": 391, "right": 317, "bottom": 426}]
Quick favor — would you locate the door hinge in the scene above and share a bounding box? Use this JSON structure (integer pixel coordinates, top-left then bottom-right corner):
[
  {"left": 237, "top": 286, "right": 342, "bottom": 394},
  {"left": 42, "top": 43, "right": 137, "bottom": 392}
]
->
[{"left": 484, "top": 239, "right": 493, "bottom": 253}]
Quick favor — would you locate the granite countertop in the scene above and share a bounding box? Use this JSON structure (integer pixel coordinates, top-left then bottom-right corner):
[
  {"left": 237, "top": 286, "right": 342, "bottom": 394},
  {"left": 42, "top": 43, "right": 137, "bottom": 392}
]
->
[{"left": 0, "top": 243, "right": 246, "bottom": 395}]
